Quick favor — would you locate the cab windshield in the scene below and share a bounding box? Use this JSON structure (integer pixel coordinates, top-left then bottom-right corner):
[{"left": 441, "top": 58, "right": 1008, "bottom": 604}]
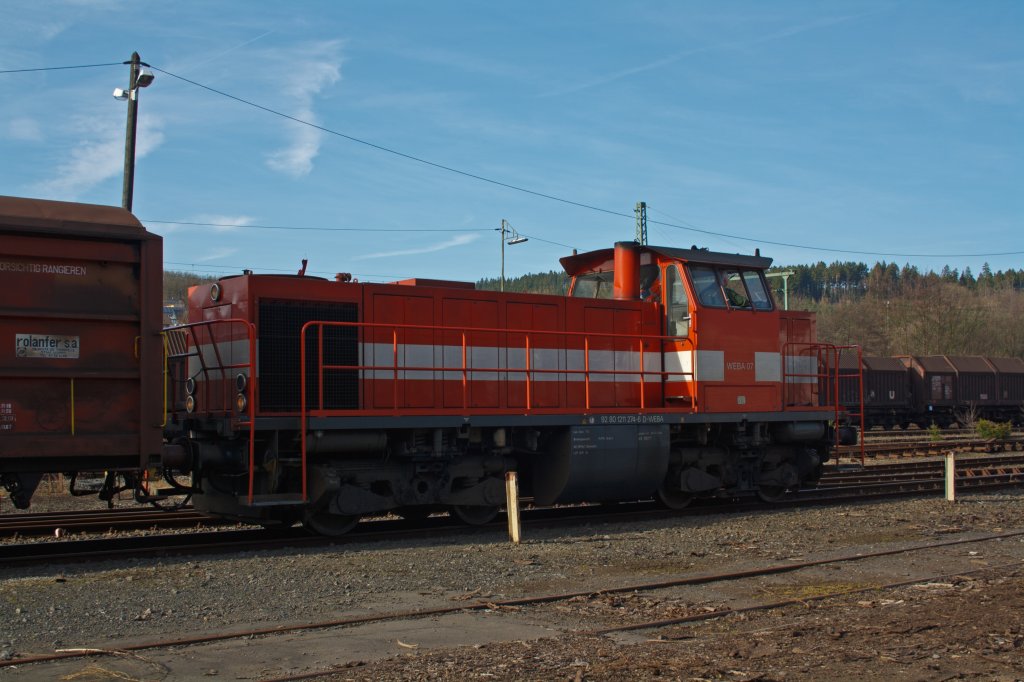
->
[{"left": 689, "top": 265, "right": 773, "bottom": 311}]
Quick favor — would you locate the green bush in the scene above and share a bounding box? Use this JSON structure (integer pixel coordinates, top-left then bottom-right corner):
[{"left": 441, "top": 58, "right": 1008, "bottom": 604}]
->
[
  {"left": 975, "top": 419, "right": 1011, "bottom": 440},
  {"left": 927, "top": 423, "right": 943, "bottom": 441}
]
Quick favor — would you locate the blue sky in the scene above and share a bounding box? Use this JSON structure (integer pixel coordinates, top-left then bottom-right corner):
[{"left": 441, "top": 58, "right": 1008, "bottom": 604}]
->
[{"left": 1, "top": 1, "right": 1021, "bottom": 282}]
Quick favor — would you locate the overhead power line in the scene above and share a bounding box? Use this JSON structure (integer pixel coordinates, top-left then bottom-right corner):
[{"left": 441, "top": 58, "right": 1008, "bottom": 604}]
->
[
  {"left": 144, "top": 219, "right": 486, "bottom": 233},
  {"left": 150, "top": 66, "right": 1023, "bottom": 260},
  {"left": 4, "top": 62, "right": 1020, "bottom": 259},
  {"left": 143, "top": 220, "right": 577, "bottom": 250},
  {"left": 0, "top": 62, "right": 123, "bottom": 74}
]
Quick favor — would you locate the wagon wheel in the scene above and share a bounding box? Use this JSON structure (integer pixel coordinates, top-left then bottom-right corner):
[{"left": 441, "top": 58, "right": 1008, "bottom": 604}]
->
[
  {"left": 450, "top": 505, "right": 500, "bottom": 526},
  {"left": 656, "top": 484, "right": 693, "bottom": 510},
  {"left": 302, "top": 510, "right": 360, "bottom": 537}
]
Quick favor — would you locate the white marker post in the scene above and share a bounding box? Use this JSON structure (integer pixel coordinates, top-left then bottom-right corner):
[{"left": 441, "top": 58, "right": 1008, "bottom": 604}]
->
[
  {"left": 944, "top": 452, "right": 956, "bottom": 502},
  {"left": 505, "top": 471, "right": 521, "bottom": 544}
]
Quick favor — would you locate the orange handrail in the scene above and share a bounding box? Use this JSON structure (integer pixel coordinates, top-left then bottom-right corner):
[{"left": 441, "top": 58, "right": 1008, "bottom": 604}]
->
[
  {"left": 782, "top": 341, "right": 865, "bottom": 463},
  {"left": 165, "top": 318, "right": 257, "bottom": 502}
]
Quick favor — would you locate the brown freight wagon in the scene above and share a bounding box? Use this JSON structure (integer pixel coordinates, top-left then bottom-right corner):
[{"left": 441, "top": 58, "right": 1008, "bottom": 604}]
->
[
  {"left": 0, "top": 196, "right": 164, "bottom": 508},
  {"left": 945, "top": 355, "right": 998, "bottom": 423},
  {"left": 986, "top": 356, "right": 1024, "bottom": 424},
  {"left": 861, "top": 356, "right": 913, "bottom": 429},
  {"left": 900, "top": 355, "right": 957, "bottom": 427}
]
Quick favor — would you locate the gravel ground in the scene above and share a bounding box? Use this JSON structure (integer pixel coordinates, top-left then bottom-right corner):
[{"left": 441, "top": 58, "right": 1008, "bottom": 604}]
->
[{"left": 2, "top": 488, "right": 1024, "bottom": 679}]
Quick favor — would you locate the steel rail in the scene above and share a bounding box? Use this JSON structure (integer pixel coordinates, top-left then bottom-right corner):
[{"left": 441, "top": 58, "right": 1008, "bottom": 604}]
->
[
  {"left": 2, "top": 455, "right": 1022, "bottom": 564},
  {"left": 5, "top": 530, "right": 1023, "bottom": 673},
  {"left": 0, "top": 507, "right": 214, "bottom": 537}
]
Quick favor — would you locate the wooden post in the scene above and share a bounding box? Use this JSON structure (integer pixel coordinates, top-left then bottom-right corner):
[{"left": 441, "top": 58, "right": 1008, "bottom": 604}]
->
[
  {"left": 944, "top": 452, "right": 956, "bottom": 502},
  {"left": 505, "top": 471, "right": 521, "bottom": 544}
]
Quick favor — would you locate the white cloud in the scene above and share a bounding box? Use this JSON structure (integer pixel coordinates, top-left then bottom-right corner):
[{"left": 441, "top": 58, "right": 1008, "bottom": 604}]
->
[
  {"left": 8, "top": 117, "right": 42, "bottom": 141},
  {"left": 263, "top": 41, "right": 343, "bottom": 178},
  {"left": 542, "top": 11, "right": 878, "bottom": 97},
  {"left": 193, "top": 247, "right": 239, "bottom": 263},
  {"left": 33, "top": 112, "right": 165, "bottom": 199},
  {"left": 355, "top": 233, "right": 480, "bottom": 260}
]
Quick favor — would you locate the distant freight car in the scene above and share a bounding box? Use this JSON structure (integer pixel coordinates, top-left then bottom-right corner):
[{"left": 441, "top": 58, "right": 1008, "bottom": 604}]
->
[{"left": 834, "top": 355, "right": 1024, "bottom": 429}]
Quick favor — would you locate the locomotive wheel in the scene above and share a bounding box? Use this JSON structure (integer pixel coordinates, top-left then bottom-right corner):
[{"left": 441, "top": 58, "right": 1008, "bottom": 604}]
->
[
  {"left": 303, "top": 510, "right": 360, "bottom": 537},
  {"left": 450, "top": 505, "right": 500, "bottom": 526},
  {"left": 656, "top": 484, "right": 693, "bottom": 510}
]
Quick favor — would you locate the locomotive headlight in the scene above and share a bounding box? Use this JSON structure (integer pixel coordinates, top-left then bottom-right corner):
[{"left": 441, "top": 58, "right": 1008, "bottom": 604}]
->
[
  {"left": 184, "top": 395, "right": 196, "bottom": 413},
  {"left": 210, "top": 283, "right": 222, "bottom": 302},
  {"left": 235, "top": 392, "right": 248, "bottom": 414},
  {"left": 235, "top": 373, "right": 248, "bottom": 392},
  {"left": 184, "top": 377, "right": 196, "bottom": 396}
]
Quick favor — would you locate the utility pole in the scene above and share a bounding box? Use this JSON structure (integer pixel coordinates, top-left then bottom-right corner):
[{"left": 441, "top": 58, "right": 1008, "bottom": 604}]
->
[
  {"left": 115, "top": 52, "right": 154, "bottom": 212},
  {"left": 496, "top": 219, "right": 527, "bottom": 292},
  {"left": 122, "top": 53, "right": 142, "bottom": 211},
  {"left": 635, "top": 201, "right": 647, "bottom": 245}
]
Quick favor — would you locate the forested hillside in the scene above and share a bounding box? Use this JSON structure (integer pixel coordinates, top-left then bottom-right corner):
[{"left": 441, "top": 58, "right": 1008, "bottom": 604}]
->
[
  {"left": 779, "top": 261, "right": 1024, "bottom": 358},
  {"left": 477, "top": 262, "right": 1024, "bottom": 358},
  {"left": 163, "top": 270, "right": 217, "bottom": 323},
  {"left": 477, "top": 271, "right": 569, "bottom": 295}
]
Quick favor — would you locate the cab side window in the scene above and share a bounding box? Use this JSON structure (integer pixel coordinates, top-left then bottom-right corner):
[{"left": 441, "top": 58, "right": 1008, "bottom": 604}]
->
[
  {"left": 742, "top": 271, "right": 773, "bottom": 310},
  {"left": 665, "top": 264, "right": 690, "bottom": 336},
  {"left": 721, "top": 270, "right": 751, "bottom": 309},
  {"left": 690, "top": 265, "right": 725, "bottom": 307}
]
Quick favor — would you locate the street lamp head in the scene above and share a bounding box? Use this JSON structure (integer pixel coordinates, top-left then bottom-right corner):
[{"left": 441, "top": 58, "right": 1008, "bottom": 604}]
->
[
  {"left": 112, "top": 88, "right": 130, "bottom": 101},
  {"left": 507, "top": 236, "right": 528, "bottom": 245},
  {"left": 136, "top": 68, "right": 155, "bottom": 88}
]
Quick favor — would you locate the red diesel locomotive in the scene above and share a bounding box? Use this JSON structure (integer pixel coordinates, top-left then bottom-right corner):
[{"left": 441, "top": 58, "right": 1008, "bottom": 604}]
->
[{"left": 0, "top": 196, "right": 850, "bottom": 533}]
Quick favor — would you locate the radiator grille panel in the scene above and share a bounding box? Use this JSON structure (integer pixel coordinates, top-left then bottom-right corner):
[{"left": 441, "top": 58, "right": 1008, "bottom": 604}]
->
[{"left": 258, "top": 300, "right": 359, "bottom": 411}]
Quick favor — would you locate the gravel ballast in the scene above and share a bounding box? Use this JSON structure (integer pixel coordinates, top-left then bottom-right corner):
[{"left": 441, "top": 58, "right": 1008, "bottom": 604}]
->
[{"left": 2, "top": 489, "right": 1024, "bottom": 678}]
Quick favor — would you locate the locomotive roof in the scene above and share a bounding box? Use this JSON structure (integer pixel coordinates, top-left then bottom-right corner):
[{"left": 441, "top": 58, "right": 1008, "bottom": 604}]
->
[
  {"left": 560, "top": 244, "right": 773, "bottom": 276},
  {"left": 0, "top": 195, "right": 148, "bottom": 238}
]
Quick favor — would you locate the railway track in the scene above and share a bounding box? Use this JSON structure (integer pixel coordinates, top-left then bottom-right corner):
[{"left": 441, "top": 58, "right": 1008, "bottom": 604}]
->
[
  {"left": 4, "top": 529, "right": 1023, "bottom": 678},
  {"left": 861, "top": 427, "right": 1023, "bottom": 441},
  {"left": 0, "top": 506, "right": 216, "bottom": 537},
  {"left": 836, "top": 436, "right": 1023, "bottom": 460},
  {"left": 2, "top": 453, "right": 1023, "bottom": 567}
]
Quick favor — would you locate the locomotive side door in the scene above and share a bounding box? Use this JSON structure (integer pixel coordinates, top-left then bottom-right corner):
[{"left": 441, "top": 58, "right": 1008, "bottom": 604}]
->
[{"left": 662, "top": 263, "right": 695, "bottom": 405}]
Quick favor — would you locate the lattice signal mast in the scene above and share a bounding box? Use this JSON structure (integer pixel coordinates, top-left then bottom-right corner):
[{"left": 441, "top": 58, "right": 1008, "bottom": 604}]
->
[{"left": 635, "top": 201, "right": 647, "bottom": 245}]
